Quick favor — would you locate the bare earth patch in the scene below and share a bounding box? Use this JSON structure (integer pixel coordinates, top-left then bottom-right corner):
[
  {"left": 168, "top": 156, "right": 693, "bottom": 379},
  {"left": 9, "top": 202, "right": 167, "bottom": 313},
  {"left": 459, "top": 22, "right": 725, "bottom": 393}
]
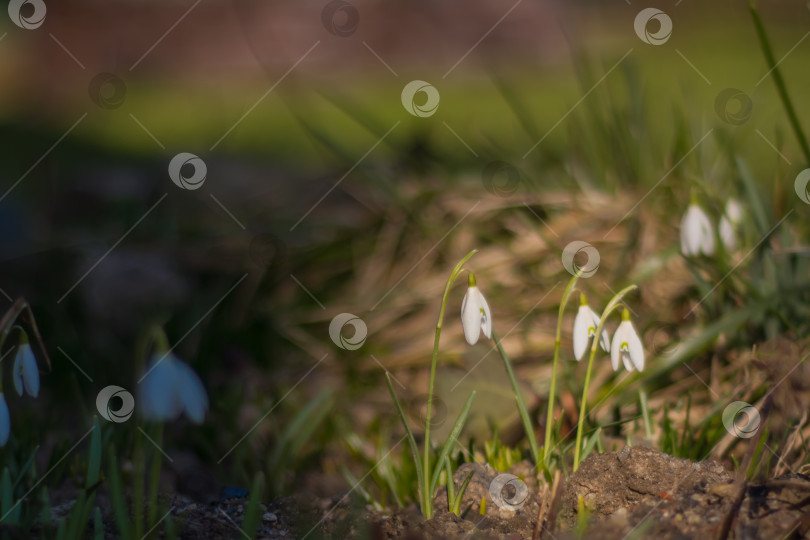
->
[{"left": 156, "top": 447, "right": 810, "bottom": 539}]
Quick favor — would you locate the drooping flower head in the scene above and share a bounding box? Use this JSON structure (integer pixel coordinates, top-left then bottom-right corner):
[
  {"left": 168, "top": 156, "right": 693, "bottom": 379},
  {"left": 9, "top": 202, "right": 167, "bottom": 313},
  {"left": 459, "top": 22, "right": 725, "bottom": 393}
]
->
[
  {"left": 718, "top": 199, "right": 742, "bottom": 251},
  {"left": 460, "top": 273, "right": 492, "bottom": 346},
  {"left": 610, "top": 309, "right": 645, "bottom": 372},
  {"left": 680, "top": 203, "right": 715, "bottom": 257},
  {"left": 139, "top": 350, "right": 208, "bottom": 424},
  {"left": 572, "top": 293, "right": 610, "bottom": 361},
  {"left": 12, "top": 331, "right": 39, "bottom": 398}
]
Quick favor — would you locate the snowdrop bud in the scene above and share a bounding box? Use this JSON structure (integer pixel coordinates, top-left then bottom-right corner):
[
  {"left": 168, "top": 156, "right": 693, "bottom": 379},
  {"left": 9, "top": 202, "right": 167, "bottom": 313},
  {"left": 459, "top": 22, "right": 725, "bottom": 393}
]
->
[
  {"left": 0, "top": 394, "right": 9, "bottom": 446},
  {"left": 610, "top": 309, "right": 645, "bottom": 372},
  {"left": 12, "top": 339, "right": 40, "bottom": 398},
  {"left": 680, "top": 204, "right": 715, "bottom": 257},
  {"left": 572, "top": 294, "right": 610, "bottom": 361},
  {"left": 460, "top": 273, "right": 492, "bottom": 346}
]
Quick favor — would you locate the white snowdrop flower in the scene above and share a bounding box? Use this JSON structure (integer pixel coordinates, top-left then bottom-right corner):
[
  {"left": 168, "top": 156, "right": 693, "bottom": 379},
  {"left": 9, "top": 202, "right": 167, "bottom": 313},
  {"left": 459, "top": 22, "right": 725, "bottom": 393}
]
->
[
  {"left": 460, "top": 274, "right": 492, "bottom": 346},
  {"left": 680, "top": 203, "right": 715, "bottom": 257},
  {"left": 718, "top": 199, "right": 743, "bottom": 251},
  {"left": 0, "top": 394, "right": 9, "bottom": 446},
  {"left": 610, "top": 309, "right": 645, "bottom": 372},
  {"left": 12, "top": 342, "right": 40, "bottom": 398},
  {"left": 572, "top": 294, "right": 610, "bottom": 361},
  {"left": 139, "top": 353, "right": 208, "bottom": 424}
]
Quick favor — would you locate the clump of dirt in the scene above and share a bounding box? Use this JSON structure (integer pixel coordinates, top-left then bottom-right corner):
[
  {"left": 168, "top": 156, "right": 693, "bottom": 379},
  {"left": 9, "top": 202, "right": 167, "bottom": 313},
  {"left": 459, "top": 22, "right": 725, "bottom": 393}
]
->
[
  {"left": 561, "top": 446, "right": 732, "bottom": 525},
  {"left": 559, "top": 446, "right": 810, "bottom": 540}
]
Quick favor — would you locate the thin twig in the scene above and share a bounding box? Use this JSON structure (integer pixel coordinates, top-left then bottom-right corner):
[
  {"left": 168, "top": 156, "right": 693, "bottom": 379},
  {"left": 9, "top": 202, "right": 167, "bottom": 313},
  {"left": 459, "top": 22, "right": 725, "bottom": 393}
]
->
[
  {"left": 532, "top": 481, "right": 550, "bottom": 540},
  {"left": 717, "top": 396, "right": 772, "bottom": 540}
]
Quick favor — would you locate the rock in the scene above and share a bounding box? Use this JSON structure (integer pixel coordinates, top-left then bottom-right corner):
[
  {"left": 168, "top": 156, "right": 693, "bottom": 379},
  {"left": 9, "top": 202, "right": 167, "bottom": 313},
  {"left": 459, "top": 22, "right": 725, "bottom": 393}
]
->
[{"left": 263, "top": 512, "right": 278, "bottom": 522}]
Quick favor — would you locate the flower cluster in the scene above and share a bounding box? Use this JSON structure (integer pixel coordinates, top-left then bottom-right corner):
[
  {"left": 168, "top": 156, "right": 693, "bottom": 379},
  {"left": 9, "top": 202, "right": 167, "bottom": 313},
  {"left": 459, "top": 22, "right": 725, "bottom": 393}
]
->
[
  {"left": 573, "top": 296, "right": 644, "bottom": 372},
  {"left": 681, "top": 200, "right": 742, "bottom": 256}
]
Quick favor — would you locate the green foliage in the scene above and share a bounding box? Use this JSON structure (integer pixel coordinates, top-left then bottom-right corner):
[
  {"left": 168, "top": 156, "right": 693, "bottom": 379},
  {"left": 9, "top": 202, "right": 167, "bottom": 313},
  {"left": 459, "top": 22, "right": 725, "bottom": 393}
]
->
[{"left": 241, "top": 474, "right": 265, "bottom": 539}]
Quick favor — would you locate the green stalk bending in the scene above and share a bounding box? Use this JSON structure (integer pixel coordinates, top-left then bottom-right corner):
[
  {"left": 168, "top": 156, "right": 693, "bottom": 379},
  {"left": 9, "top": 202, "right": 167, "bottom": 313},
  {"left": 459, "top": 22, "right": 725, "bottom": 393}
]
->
[
  {"left": 573, "top": 284, "right": 637, "bottom": 471},
  {"left": 750, "top": 1, "right": 810, "bottom": 164},
  {"left": 543, "top": 272, "right": 581, "bottom": 469},
  {"left": 492, "top": 329, "right": 540, "bottom": 465},
  {"left": 422, "top": 249, "right": 478, "bottom": 518}
]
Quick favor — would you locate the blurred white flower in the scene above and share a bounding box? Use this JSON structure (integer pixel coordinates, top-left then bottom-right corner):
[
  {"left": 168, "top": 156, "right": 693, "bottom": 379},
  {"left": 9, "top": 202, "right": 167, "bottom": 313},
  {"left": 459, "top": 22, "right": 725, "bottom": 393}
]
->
[
  {"left": 680, "top": 204, "right": 715, "bottom": 256},
  {"left": 610, "top": 310, "right": 645, "bottom": 372},
  {"left": 572, "top": 294, "right": 610, "bottom": 361},
  {"left": 12, "top": 343, "right": 39, "bottom": 398},
  {"left": 719, "top": 199, "right": 743, "bottom": 251},
  {"left": 461, "top": 276, "right": 491, "bottom": 345},
  {"left": 0, "top": 394, "right": 9, "bottom": 446},
  {"left": 139, "top": 353, "right": 208, "bottom": 424}
]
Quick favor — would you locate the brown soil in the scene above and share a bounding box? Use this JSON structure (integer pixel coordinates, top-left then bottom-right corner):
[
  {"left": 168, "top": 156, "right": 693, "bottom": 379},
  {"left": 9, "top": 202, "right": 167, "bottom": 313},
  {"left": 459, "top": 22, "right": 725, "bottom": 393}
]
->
[{"left": 145, "top": 447, "right": 810, "bottom": 539}]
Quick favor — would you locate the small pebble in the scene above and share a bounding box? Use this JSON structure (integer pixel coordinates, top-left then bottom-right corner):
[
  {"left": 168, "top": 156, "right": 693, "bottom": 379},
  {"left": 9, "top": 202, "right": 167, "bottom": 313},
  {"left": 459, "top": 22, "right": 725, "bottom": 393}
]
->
[{"left": 263, "top": 512, "right": 278, "bottom": 522}]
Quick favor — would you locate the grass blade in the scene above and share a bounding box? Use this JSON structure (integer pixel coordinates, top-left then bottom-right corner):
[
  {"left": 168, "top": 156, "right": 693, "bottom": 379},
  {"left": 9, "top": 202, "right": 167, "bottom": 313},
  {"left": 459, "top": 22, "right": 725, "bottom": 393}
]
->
[
  {"left": 385, "top": 373, "right": 424, "bottom": 505},
  {"left": 241, "top": 473, "right": 264, "bottom": 539},
  {"left": 429, "top": 391, "right": 476, "bottom": 495}
]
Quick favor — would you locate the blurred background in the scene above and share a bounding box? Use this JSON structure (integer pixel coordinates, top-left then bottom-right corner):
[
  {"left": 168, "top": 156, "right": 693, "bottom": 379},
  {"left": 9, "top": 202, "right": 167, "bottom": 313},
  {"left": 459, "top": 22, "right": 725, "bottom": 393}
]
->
[{"left": 1, "top": 0, "right": 810, "bottom": 510}]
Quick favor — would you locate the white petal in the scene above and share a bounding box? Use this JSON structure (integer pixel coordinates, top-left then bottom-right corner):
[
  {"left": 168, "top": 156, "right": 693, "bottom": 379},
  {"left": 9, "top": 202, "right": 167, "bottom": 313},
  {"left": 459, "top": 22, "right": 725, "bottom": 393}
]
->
[
  {"left": 627, "top": 327, "right": 645, "bottom": 372},
  {"left": 461, "top": 287, "right": 483, "bottom": 345},
  {"left": 591, "top": 310, "right": 610, "bottom": 352},
  {"left": 572, "top": 306, "right": 592, "bottom": 361},
  {"left": 139, "top": 355, "right": 182, "bottom": 422},
  {"left": 610, "top": 324, "right": 623, "bottom": 371},
  {"left": 479, "top": 292, "right": 492, "bottom": 340},
  {"left": 22, "top": 347, "right": 39, "bottom": 398},
  {"left": 0, "top": 394, "right": 10, "bottom": 446},
  {"left": 680, "top": 207, "right": 699, "bottom": 256},
  {"left": 719, "top": 215, "right": 737, "bottom": 251},
  {"left": 725, "top": 199, "right": 743, "bottom": 223},
  {"left": 12, "top": 348, "right": 24, "bottom": 397},
  {"left": 174, "top": 360, "right": 209, "bottom": 424},
  {"left": 681, "top": 205, "right": 715, "bottom": 256}
]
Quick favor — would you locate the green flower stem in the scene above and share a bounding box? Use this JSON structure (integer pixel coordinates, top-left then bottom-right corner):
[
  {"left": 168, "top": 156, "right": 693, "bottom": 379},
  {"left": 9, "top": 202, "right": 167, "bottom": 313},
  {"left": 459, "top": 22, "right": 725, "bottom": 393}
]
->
[
  {"left": 133, "top": 429, "right": 145, "bottom": 539},
  {"left": 147, "top": 423, "right": 164, "bottom": 527},
  {"left": 492, "top": 328, "right": 540, "bottom": 465},
  {"left": 750, "top": 0, "right": 810, "bottom": 164},
  {"left": 423, "top": 249, "right": 477, "bottom": 518},
  {"left": 543, "top": 273, "right": 581, "bottom": 469},
  {"left": 573, "top": 284, "right": 637, "bottom": 471}
]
